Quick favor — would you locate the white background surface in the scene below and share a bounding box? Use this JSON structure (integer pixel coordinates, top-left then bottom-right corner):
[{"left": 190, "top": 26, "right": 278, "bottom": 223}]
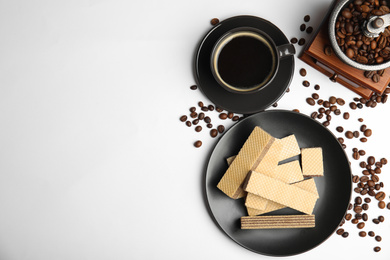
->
[{"left": 0, "top": 0, "right": 389, "bottom": 259}]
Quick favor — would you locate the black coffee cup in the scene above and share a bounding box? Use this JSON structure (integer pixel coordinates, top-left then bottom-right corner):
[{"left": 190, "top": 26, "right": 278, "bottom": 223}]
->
[{"left": 211, "top": 27, "right": 295, "bottom": 94}]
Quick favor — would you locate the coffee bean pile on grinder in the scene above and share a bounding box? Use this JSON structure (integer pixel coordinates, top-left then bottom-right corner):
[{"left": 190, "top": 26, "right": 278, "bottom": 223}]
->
[{"left": 335, "top": 1, "right": 390, "bottom": 66}]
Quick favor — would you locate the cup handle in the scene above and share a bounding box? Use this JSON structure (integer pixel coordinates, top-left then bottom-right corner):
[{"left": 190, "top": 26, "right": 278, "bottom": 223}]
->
[{"left": 277, "top": 44, "right": 296, "bottom": 59}]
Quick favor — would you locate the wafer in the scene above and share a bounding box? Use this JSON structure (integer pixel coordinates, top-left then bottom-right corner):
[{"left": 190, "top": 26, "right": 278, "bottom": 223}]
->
[
  {"left": 301, "top": 147, "right": 324, "bottom": 177},
  {"left": 278, "top": 134, "right": 301, "bottom": 161},
  {"left": 246, "top": 178, "right": 319, "bottom": 215},
  {"left": 243, "top": 171, "right": 318, "bottom": 214},
  {"left": 241, "top": 214, "right": 315, "bottom": 229},
  {"left": 217, "top": 127, "right": 275, "bottom": 199}
]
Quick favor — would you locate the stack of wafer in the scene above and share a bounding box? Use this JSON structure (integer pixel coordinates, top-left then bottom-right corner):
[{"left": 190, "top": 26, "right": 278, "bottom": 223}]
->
[{"left": 217, "top": 126, "right": 324, "bottom": 229}]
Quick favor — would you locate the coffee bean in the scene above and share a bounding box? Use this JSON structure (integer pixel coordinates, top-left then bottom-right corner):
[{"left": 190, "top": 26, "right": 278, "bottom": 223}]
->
[
  {"left": 373, "top": 218, "right": 380, "bottom": 224},
  {"left": 387, "top": 202, "right": 390, "bottom": 209},
  {"left": 306, "top": 97, "right": 315, "bottom": 105},
  {"left": 204, "top": 116, "right": 211, "bottom": 123},
  {"left": 198, "top": 101, "right": 204, "bottom": 107},
  {"left": 362, "top": 203, "right": 369, "bottom": 210},
  {"left": 375, "top": 235, "right": 382, "bottom": 242},
  {"left": 375, "top": 191, "right": 386, "bottom": 201},
  {"left": 342, "top": 231, "right": 349, "bottom": 238},
  {"left": 367, "top": 156, "right": 375, "bottom": 165},
  {"left": 357, "top": 222, "right": 365, "bottom": 229},
  {"left": 336, "top": 126, "right": 344, "bottom": 132},
  {"left": 306, "top": 26, "right": 313, "bottom": 34},
  {"left": 219, "top": 113, "right": 228, "bottom": 120},
  {"left": 379, "top": 201, "right": 386, "bottom": 209},
  {"left": 298, "top": 38, "right": 306, "bottom": 46},
  {"left": 352, "top": 175, "right": 359, "bottom": 183},
  {"left": 353, "top": 152, "right": 360, "bottom": 160},
  {"left": 336, "top": 228, "right": 344, "bottom": 235},
  {"left": 354, "top": 205, "right": 363, "bottom": 214},
  {"left": 180, "top": 115, "right": 187, "bottom": 122},
  {"left": 304, "top": 15, "right": 310, "bottom": 22},
  {"left": 290, "top": 37, "right": 298, "bottom": 44},
  {"left": 217, "top": 125, "right": 225, "bottom": 133},
  {"left": 210, "top": 18, "right": 219, "bottom": 26},
  {"left": 368, "top": 231, "right": 375, "bottom": 237},
  {"left": 362, "top": 213, "right": 368, "bottom": 221},
  {"left": 345, "top": 213, "right": 352, "bottom": 220},
  {"left": 216, "top": 107, "right": 223, "bottom": 112},
  {"left": 186, "top": 121, "right": 192, "bottom": 127},
  {"left": 192, "top": 119, "right": 199, "bottom": 125},
  {"left": 198, "top": 112, "right": 205, "bottom": 120},
  {"left": 374, "top": 246, "right": 381, "bottom": 252},
  {"left": 190, "top": 112, "right": 197, "bottom": 118},
  {"left": 324, "top": 45, "right": 333, "bottom": 56},
  {"left": 208, "top": 105, "right": 214, "bottom": 111},
  {"left": 190, "top": 107, "right": 196, "bottom": 112},
  {"left": 373, "top": 74, "right": 380, "bottom": 83},
  {"left": 190, "top": 85, "right": 197, "bottom": 90},
  {"left": 303, "top": 80, "right": 310, "bottom": 87},
  {"left": 378, "top": 216, "right": 385, "bottom": 222},
  {"left": 349, "top": 102, "right": 357, "bottom": 109},
  {"left": 300, "top": 68, "right": 307, "bottom": 76},
  {"left": 364, "top": 198, "right": 371, "bottom": 203},
  {"left": 300, "top": 24, "right": 306, "bottom": 32},
  {"left": 194, "top": 140, "right": 202, "bottom": 148},
  {"left": 359, "top": 231, "right": 367, "bottom": 237},
  {"left": 343, "top": 112, "right": 350, "bottom": 119},
  {"left": 195, "top": 126, "right": 202, "bottom": 132},
  {"left": 232, "top": 115, "right": 239, "bottom": 121},
  {"left": 207, "top": 123, "right": 213, "bottom": 128},
  {"left": 360, "top": 137, "right": 367, "bottom": 142},
  {"left": 355, "top": 196, "right": 362, "bottom": 204},
  {"left": 364, "top": 129, "right": 372, "bottom": 137},
  {"left": 345, "top": 131, "right": 354, "bottom": 139},
  {"left": 314, "top": 84, "right": 320, "bottom": 90},
  {"left": 210, "top": 129, "right": 218, "bottom": 138}
]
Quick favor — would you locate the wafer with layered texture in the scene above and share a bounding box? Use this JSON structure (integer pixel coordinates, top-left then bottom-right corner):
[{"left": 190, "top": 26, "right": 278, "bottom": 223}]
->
[
  {"left": 217, "top": 127, "right": 275, "bottom": 199},
  {"left": 241, "top": 214, "right": 315, "bottom": 229},
  {"left": 245, "top": 160, "right": 303, "bottom": 210},
  {"left": 301, "top": 147, "right": 324, "bottom": 177},
  {"left": 243, "top": 171, "right": 318, "bottom": 214},
  {"left": 278, "top": 134, "right": 301, "bottom": 161}
]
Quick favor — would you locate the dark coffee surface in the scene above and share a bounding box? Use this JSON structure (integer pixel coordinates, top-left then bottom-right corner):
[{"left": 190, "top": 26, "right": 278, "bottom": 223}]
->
[{"left": 217, "top": 36, "right": 274, "bottom": 89}]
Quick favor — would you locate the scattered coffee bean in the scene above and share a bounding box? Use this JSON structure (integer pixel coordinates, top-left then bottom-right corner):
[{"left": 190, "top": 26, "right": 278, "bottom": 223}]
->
[
  {"left": 314, "top": 84, "right": 320, "bottom": 90},
  {"left": 364, "top": 129, "right": 372, "bottom": 137},
  {"left": 343, "top": 112, "right": 350, "bottom": 119},
  {"left": 207, "top": 123, "right": 213, "bottom": 128},
  {"left": 387, "top": 202, "right": 390, "bottom": 209},
  {"left": 219, "top": 113, "right": 228, "bottom": 120},
  {"left": 303, "top": 80, "right": 310, "bottom": 87},
  {"left": 300, "top": 23, "right": 306, "bottom": 31},
  {"left": 300, "top": 68, "right": 307, "bottom": 77},
  {"left": 373, "top": 218, "right": 380, "bottom": 224},
  {"left": 357, "top": 222, "right": 365, "bottom": 229},
  {"left": 186, "top": 121, "right": 192, "bottom": 127},
  {"left": 195, "top": 126, "right": 202, "bottom": 132},
  {"left": 378, "top": 216, "right": 385, "bottom": 222},
  {"left": 342, "top": 231, "right": 349, "bottom": 238},
  {"left": 180, "top": 115, "right": 187, "bottom": 122},
  {"left": 190, "top": 85, "right": 197, "bottom": 90},
  {"left": 375, "top": 191, "right": 386, "bottom": 201},
  {"left": 204, "top": 116, "right": 211, "bottom": 123},
  {"left": 210, "top": 18, "right": 219, "bottom": 26},
  {"left": 298, "top": 38, "right": 306, "bottom": 46},
  {"left": 192, "top": 119, "right": 199, "bottom": 125},
  {"left": 210, "top": 129, "right": 218, "bottom": 138},
  {"left": 359, "top": 231, "right": 367, "bottom": 237},
  {"left": 306, "top": 97, "right": 315, "bottom": 105},
  {"left": 374, "top": 246, "right": 381, "bottom": 252},
  {"left": 350, "top": 102, "right": 357, "bottom": 109},
  {"left": 290, "top": 37, "right": 298, "bottom": 44},
  {"left": 369, "top": 231, "right": 375, "bottom": 237},
  {"left": 304, "top": 15, "right": 310, "bottom": 22},
  {"left": 345, "top": 131, "right": 354, "bottom": 139},
  {"left": 194, "top": 140, "right": 202, "bottom": 148},
  {"left": 336, "top": 228, "right": 344, "bottom": 235},
  {"left": 375, "top": 236, "right": 382, "bottom": 242},
  {"left": 378, "top": 201, "right": 386, "bottom": 209},
  {"left": 306, "top": 26, "right": 313, "bottom": 34},
  {"left": 208, "top": 105, "right": 214, "bottom": 111},
  {"left": 217, "top": 125, "right": 225, "bottom": 133}
]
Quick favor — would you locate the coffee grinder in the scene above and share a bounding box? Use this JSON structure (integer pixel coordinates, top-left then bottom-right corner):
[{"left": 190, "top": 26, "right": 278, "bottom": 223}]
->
[{"left": 300, "top": 0, "right": 390, "bottom": 99}]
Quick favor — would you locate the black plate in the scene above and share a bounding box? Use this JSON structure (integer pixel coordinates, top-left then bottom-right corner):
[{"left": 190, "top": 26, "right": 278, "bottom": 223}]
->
[
  {"left": 204, "top": 110, "right": 352, "bottom": 256},
  {"left": 194, "top": 16, "right": 294, "bottom": 114}
]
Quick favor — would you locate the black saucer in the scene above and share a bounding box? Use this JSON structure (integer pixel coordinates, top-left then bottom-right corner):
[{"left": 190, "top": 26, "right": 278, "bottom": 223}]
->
[
  {"left": 194, "top": 16, "right": 295, "bottom": 114},
  {"left": 204, "top": 110, "right": 352, "bottom": 256}
]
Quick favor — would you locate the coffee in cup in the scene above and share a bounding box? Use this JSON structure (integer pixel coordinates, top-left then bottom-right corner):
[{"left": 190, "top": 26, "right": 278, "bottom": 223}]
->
[{"left": 211, "top": 27, "right": 295, "bottom": 94}]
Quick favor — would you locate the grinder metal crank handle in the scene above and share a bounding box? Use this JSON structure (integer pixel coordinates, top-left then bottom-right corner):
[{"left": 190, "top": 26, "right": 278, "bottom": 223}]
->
[{"left": 363, "top": 13, "right": 390, "bottom": 38}]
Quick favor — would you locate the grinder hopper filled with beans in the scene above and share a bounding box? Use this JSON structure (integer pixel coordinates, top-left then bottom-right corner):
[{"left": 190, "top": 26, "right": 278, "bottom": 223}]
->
[{"left": 329, "top": 0, "right": 390, "bottom": 71}]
